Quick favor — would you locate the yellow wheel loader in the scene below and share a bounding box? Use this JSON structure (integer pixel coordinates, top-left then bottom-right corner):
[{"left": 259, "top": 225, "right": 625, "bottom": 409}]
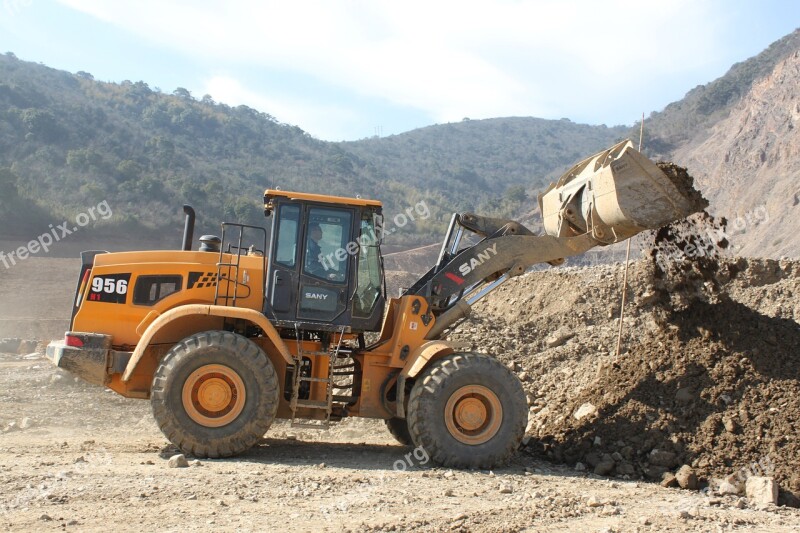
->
[{"left": 46, "top": 140, "right": 705, "bottom": 468}]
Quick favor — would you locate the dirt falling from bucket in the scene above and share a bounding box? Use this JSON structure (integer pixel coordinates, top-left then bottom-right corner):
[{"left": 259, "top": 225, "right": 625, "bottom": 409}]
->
[
  {"left": 656, "top": 161, "right": 709, "bottom": 214},
  {"left": 645, "top": 211, "right": 737, "bottom": 310}
]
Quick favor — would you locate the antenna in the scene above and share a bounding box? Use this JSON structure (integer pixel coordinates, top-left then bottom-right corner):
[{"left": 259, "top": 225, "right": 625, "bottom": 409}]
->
[{"left": 615, "top": 111, "right": 645, "bottom": 358}]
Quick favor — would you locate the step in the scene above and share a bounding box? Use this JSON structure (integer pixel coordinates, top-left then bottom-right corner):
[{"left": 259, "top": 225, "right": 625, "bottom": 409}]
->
[
  {"left": 294, "top": 400, "right": 329, "bottom": 409},
  {"left": 299, "top": 351, "right": 332, "bottom": 357},
  {"left": 332, "top": 395, "right": 356, "bottom": 403},
  {"left": 297, "top": 376, "right": 330, "bottom": 383}
]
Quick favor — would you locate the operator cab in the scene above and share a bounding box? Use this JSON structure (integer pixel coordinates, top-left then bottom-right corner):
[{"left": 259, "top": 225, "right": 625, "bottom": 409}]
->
[{"left": 263, "top": 190, "right": 385, "bottom": 333}]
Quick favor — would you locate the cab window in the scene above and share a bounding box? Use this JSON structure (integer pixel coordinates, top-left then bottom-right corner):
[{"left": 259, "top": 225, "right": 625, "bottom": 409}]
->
[
  {"left": 133, "top": 275, "right": 182, "bottom": 305},
  {"left": 275, "top": 204, "right": 299, "bottom": 267},
  {"left": 354, "top": 215, "right": 383, "bottom": 317},
  {"left": 303, "top": 207, "right": 352, "bottom": 283}
]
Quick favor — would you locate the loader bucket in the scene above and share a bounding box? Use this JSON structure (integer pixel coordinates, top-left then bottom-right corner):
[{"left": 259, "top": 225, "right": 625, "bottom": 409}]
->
[{"left": 538, "top": 140, "right": 707, "bottom": 243}]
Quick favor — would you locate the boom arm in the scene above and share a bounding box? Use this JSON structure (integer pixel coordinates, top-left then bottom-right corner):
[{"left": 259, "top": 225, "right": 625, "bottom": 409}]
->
[{"left": 406, "top": 213, "right": 602, "bottom": 339}]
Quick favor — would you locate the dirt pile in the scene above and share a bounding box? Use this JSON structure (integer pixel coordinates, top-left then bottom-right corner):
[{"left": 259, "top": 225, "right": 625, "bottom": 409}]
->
[{"left": 450, "top": 252, "right": 800, "bottom": 503}]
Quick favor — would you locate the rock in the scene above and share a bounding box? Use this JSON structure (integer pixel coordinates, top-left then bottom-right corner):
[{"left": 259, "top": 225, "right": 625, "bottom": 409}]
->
[
  {"left": 644, "top": 465, "right": 669, "bottom": 481},
  {"left": 745, "top": 477, "right": 778, "bottom": 506},
  {"left": 594, "top": 455, "right": 615, "bottom": 476},
  {"left": 661, "top": 473, "right": 679, "bottom": 488},
  {"left": 19, "top": 417, "right": 32, "bottom": 429},
  {"left": 574, "top": 462, "right": 586, "bottom": 472},
  {"left": 648, "top": 449, "right": 678, "bottom": 468},
  {"left": 545, "top": 330, "right": 574, "bottom": 348},
  {"left": 675, "top": 465, "right": 699, "bottom": 490},
  {"left": 0, "top": 338, "right": 21, "bottom": 353},
  {"left": 499, "top": 484, "right": 513, "bottom": 494},
  {"left": 717, "top": 478, "right": 742, "bottom": 496},
  {"left": 723, "top": 418, "right": 738, "bottom": 433},
  {"left": 778, "top": 490, "right": 800, "bottom": 508},
  {"left": 675, "top": 387, "right": 694, "bottom": 403},
  {"left": 600, "top": 505, "right": 619, "bottom": 516},
  {"left": 187, "top": 494, "right": 197, "bottom": 500},
  {"left": 573, "top": 402, "right": 597, "bottom": 420},
  {"left": 616, "top": 462, "right": 635, "bottom": 476},
  {"left": 587, "top": 495, "right": 604, "bottom": 507},
  {"left": 735, "top": 498, "right": 747, "bottom": 509},
  {"left": 168, "top": 454, "right": 189, "bottom": 468},
  {"left": 18, "top": 340, "right": 38, "bottom": 353},
  {"left": 584, "top": 452, "right": 601, "bottom": 468},
  {"left": 189, "top": 459, "right": 202, "bottom": 467},
  {"left": 444, "top": 489, "right": 455, "bottom": 497}
]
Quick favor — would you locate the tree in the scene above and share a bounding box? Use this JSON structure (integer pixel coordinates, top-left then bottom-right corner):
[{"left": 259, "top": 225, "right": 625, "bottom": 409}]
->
[{"left": 173, "top": 87, "right": 193, "bottom": 100}]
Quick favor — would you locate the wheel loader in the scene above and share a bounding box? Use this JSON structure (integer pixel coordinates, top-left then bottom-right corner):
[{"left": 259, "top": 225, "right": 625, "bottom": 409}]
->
[{"left": 46, "top": 140, "right": 705, "bottom": 468}]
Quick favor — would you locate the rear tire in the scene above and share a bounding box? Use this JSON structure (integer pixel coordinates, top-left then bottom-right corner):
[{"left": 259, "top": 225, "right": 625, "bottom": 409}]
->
[
  {"left": 407, "top": 352, "right": 527, "bottom": 469},
  {"left": 385, "top": 417, "right": 412, "bottom": 446},
  {"left": 151, "top": 330, "right": 279, "bottom": 458}
]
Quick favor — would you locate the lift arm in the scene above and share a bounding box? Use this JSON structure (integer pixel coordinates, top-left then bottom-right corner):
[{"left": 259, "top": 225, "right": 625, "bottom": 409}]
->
[{"left": 404, "top": 140, "right": 708, "bottom": 339}]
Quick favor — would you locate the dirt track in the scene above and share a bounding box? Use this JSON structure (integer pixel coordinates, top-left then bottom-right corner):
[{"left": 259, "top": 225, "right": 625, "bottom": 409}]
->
[
  {"left": 3, "top": 354, "right": 800, "bottom": 532},
  {"left": 1, "top": 258, "right": 799, "bottom": 531}
]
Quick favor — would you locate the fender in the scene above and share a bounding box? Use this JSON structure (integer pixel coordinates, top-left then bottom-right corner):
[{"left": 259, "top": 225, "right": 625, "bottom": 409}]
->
[
  {"left": 401, "top": 340, "right": 455, "bottom": 379},
  {"left": 122, "top": 304, "right": 293, "bottom": 382},
  {"left": 395, "top": 340, "right": 455, "bottom": 418}
]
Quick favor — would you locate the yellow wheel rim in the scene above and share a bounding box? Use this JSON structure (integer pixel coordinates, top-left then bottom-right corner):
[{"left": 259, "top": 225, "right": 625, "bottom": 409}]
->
[
  {"left": 182, "top": 364, "right": 246, "bottom": 428},
  {"left": 444, "top": 385, "right": 503, "bottom": 445}
]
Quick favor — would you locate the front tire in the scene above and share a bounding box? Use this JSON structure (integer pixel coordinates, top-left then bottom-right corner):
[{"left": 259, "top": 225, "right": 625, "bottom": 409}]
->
[
  {"left": 151, "top": 330, "right": 279, "bottom": 458},
  {"left": 407, "top": 353, "right": 527, "bottom": 469}
]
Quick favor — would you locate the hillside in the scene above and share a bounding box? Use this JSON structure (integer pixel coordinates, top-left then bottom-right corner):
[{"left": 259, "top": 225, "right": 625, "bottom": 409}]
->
[
  {"left": 344, "top": 117, "right": 628, "bottom": 212},
  {"left": 0, "top": 52, "right": 626, "bottom": 249},
  {"left": 641, "top": 28, "right": 800, "bottom": 157},
  {"left": 672, "top": 51, "right": 800, "bottom": 258}
]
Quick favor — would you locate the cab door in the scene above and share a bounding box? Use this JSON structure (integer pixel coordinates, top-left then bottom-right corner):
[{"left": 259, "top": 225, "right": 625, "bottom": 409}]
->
[
  {"left": 267, "top": 203, "right": 301, "bottom": 321},
  {"left": 296, "top": 206, "right": 353, "bottom": 324}
]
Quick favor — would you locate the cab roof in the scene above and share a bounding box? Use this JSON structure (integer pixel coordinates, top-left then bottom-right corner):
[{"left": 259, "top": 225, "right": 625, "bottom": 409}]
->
[{"left": 264, "top": 189, "right": 381, "bottom": 207}]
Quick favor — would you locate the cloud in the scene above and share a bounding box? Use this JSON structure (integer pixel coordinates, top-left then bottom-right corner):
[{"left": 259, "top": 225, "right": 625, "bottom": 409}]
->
[
  {"left": 202, "top": 75, "right": 358, "bottom": 140},
  {"left": 58, "top": 0, "right": 728, "bottom": 133}
]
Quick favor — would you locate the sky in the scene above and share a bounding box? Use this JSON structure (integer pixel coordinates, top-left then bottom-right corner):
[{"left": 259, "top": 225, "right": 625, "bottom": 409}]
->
[{"left": 1, "top": 0, "right": 798, "bottom": 141}]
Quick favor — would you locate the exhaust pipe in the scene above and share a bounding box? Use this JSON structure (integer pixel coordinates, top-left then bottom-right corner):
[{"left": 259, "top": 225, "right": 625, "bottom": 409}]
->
[{"left": 182, "top": 205, "right": 195, "bottom": 251}]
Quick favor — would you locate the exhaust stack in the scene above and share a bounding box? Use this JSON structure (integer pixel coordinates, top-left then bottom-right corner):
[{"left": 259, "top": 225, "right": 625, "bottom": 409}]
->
[{"left": 181, "top": 205, "right": 195, "bottom": 251}]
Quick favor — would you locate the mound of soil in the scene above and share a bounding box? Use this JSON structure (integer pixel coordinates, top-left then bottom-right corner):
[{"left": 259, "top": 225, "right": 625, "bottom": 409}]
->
[{"left": 451, "top": 234, "right": 800, "bottom": 502}]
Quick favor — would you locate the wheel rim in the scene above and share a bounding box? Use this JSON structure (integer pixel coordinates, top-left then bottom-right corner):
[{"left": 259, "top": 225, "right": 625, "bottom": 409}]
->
[
  {"left": 181, "top": 364, "right": 246, "bottom": 428},
  {"left": 444, "top": 385, "right": 503, "bottom": 445}
]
